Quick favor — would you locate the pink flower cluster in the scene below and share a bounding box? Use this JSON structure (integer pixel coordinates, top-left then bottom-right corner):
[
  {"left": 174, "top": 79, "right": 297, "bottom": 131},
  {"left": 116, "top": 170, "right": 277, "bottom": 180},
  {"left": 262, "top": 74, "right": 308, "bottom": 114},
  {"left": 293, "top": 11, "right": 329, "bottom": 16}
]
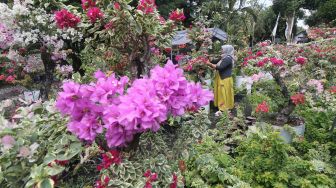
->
[
  {"left": 169, "top": 9, "right": 186, "bottom": 22},
  {"left": 87, "top": 7, "right": 104, "bottom": 23},
  {"left": 255, "top": 101, "right": 269, "bottom": 113},
  {"left": 137, "top": 0, "right": 157, "bottom": 14},
  {"left": 295, "top": 56, "right": 307, "bottom": 65},
  {"left": 251, "top": 72, "right": 265, "bottom": 83},
  {"left": 0, "top": 24, "right": 14, "bottom": 49},
  {"left": 291, "top": 93, "right": 305, "bottom": 105},
  {"left": 307, "top": 79, "right": 324, "bottom": 94},
  {"left": 144, "top": 170, "right": 158, "bottom": 188},
  {"left": 56, "top": 61, "right": 213, "bottom": 147},
  {"left": 55, "top": 9, "right": 81, "bottom": 29},
  {"left": 270, "top": 57, "right": 284, "bottom": 66}
]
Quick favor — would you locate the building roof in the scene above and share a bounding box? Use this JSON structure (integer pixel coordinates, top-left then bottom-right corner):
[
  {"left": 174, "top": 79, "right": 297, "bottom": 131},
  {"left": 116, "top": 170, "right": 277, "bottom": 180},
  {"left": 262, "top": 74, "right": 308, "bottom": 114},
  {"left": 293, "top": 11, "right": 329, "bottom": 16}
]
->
[{"left": 171, "top": 28, "right": 228, "bottom": 46}]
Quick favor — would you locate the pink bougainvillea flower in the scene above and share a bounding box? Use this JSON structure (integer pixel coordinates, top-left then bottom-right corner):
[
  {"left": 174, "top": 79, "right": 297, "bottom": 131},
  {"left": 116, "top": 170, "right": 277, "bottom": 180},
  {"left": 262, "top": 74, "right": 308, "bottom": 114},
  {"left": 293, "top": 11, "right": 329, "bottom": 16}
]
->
[
  {"left": 169, "top": 9, "right": 186, "bottom": 22},
  {"left": 97, "top": 150, "right": 121, "bottom": 171},
  {"left": 55, "top": 9, "right": 81, "bottom": 29},
  {"left": 170, "top": 173, "right": 178, "bottom": 188},
  {"left": 95, "top": 176, "right": 110, "bottom": 188},
  {"left": 256, "top": 51, "right": 263, "bottom": 57},
  {"left": 257, "top": 61, "right": 265, "bottom": 67},
  {"left": 291, "top": 93, "right": 305, "bottom": 106},
  {"left": 307, "top": 79, "right": 324, "bottom": 94},
  {"left": 104, "top": 21, "right": 114, "bottom": 30},
  {"left": 175, "top": 55, "right": 184, "bottom": 61},
  {"left": 158, "top": 16, "right": 166, "bottom": 24},
  {"left": 143, "top": 170, "right": 158, "bottom": 188},
  {"left": 295, "top": 56, "right": 307, "bottom": 65},
  {"left": 255, "top": 101, "right": 269, "bottom": 113},
  {"left": 330, "top": 86, "right": 336, "bottom": 93},
  {"left": 0, "top": 74, "right": 5, "bottom": 81},
  {"left": 81, "top": 0, "right": 96, "bottom": 10},
  {"left": 114, "top": 2, "right": 121, "bottom": 10},
  {"left": 270, "top": 57, "right": 284, "bottom": 66},
  {"left": 137, "top": 0, "right": 157, "bottom": 14},
  {"left": 56, "top": 61, "right": 212, "bottom": 148},
  {"left": 1, "top": 135, "right": 16, "bottom": 150},
  {"left": 5, "top": 75, "right": 15, "bottom": 83},
  {"left": 87, "top": 7, "right": 104, "bottom": 23}
]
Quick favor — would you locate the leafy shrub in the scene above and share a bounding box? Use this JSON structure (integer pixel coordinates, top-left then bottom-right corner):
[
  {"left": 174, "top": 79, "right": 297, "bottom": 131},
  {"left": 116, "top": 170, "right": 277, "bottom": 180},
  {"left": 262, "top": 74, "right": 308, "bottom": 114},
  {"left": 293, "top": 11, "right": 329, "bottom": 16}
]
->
[{"left": 0, "top": 101, "right": 84, "bottom": 187}]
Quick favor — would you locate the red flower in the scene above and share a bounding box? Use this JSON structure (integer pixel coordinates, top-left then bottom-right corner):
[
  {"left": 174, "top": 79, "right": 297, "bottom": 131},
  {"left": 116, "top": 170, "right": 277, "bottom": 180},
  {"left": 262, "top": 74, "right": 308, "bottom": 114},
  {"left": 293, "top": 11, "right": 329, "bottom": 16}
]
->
[
  {"left": 104, "top": 21, "right": 113, "bottom": 30},
  {"left": 291, "top": 93, "right": 305, "bottom": 105},
  {"left": 143, "top": 170, "right": 158, "bottom": 188},
  {"left": 255, "top": 101, "right": 269, "bottom": 113},
  {"left": 295, "top": 57, "right": 307, "bottom": 65},
  {"left": 55, "top": 160, "right": 69, "bottom": 166},
  {"left": 55, "top": 9, "right": 81, "bottom": 29},
  {"left": 170, "top": 173, "right": 178, "bottom": 188},
  {"left": 257, "top": 61, "right": 265, "bottom": 67},
  {"left": 87, "top": 7, "right": 104, "bottom": 23},
  {"left": 95, "top": 176, "right": 110, "bottom": 188},
  {"left": 82, "top": 0, "right": 96, "bottom": 10},
  {"left": 256, "top": 51, "right": 263, "bottom": 57},
  {"left": 6, "top": 68, "right": 14, "bottom": 73},
  {"left": 158, "top": 16, "right": 166, "bottom": 24},
  {"left": 96, "top": 150, "right": 121, "bottom": 171},
  {"left": 169, "top": 9, "right": 186, "bottom": 22},
  {"left": 164, "top": 48, "right": 172, "bottom": 53},
  {"left": 330, "top": 86, "right": 336, "bottom": 93},
  {"left": 114, "top": 2, "right": 121, "bottom": 10},
  {"left": 144, "top": 181, "right": 153, "bottom": 188},
  {"left": 5, "top": 75, "right": 15, "bottom": 83},
  {"left": 270, "top": 57, "right": 284, "bottom": 66},
  {"left": 0, "top": 74, "right": 5, "bottom": 81},
  {"left": 144, "top": 169, "right": 152, "bottom": 178},
  {"left": 175, "top": 55, "right": 184, "bottom": 61},
  {"left": 137, "top": 0, "right": 157, "bottom": 14}
]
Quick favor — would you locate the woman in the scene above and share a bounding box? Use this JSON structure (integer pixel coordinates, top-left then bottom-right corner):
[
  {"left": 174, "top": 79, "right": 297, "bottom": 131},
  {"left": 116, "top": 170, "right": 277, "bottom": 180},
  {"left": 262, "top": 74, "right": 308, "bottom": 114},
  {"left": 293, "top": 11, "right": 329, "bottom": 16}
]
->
[{"left": 206, "top": 45, "right": 235, "bottom": 111}]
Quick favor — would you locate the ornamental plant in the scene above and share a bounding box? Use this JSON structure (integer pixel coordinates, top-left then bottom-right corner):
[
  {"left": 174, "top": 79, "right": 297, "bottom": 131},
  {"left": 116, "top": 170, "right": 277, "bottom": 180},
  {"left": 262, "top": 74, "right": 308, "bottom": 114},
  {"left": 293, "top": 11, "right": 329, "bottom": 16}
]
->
[
  {"left": 241, "top": 38, "right": 336, "bottom": 126},
  {"left": 56, "top": 61, "right": 213, "bottom": 148},
  {"left": 0, "top": 101, "right": 84, "bottom": 187}
]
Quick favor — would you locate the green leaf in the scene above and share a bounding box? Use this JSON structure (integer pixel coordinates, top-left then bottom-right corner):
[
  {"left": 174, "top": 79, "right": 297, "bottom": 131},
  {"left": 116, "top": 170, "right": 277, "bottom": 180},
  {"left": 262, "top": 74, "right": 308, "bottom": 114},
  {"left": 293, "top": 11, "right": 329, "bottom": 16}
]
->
[
  {"left": 37, "top": 178, "right": 54, "bottom": 188},
  {"left": 45, "top": 165, "right": 65, "bottom": 176}
]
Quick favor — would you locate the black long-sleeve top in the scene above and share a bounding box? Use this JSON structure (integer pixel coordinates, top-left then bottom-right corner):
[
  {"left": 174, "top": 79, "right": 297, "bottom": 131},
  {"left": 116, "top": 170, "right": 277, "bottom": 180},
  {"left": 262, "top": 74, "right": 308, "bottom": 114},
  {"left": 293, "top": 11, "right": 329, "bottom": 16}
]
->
[{"left": 211, "top": 56, "right": 233, "bottom": 79}]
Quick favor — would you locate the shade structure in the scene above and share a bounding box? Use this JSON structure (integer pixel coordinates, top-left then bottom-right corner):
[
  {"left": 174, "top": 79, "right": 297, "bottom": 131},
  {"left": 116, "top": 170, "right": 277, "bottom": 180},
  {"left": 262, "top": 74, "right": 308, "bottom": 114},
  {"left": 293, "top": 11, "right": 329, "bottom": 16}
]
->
[{"left": 171, "top": 28, "right": 228, "bottom": 46}]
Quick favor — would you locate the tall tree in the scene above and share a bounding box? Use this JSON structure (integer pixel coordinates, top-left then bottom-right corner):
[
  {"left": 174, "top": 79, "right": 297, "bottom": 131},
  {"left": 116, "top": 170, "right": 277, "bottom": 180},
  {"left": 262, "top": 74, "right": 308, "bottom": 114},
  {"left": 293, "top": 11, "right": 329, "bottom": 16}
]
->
[{"left": 272, "top": 0, "right": 304, "bottom": 43}]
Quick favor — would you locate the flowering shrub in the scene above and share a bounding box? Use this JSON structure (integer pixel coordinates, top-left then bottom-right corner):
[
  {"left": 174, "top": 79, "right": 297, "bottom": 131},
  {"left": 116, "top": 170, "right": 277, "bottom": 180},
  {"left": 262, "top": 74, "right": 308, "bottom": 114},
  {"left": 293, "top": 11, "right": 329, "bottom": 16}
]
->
[
  {"left": 87, "top": 7, "right": 104, "bottom": 23},
  {"left": 308, "top": 27, "right": 336, "bottom": 40},
  {"left": 0, "top": 101, "right": 84, "bottom": 187},
  {"left": 54, "top": 9, "right": 81, "bottom": 29},
  {"left": 241, "top": 38, "right": 336, "bottom": 125},
  {"left": 56, "top": 61, "right": 213, "bottom": 148},
  {"left": 137, "top": 0, "right": 157, "bottom": 14},
  {"left": 169, "top": 9, "right": 186, "bottom": 22}
]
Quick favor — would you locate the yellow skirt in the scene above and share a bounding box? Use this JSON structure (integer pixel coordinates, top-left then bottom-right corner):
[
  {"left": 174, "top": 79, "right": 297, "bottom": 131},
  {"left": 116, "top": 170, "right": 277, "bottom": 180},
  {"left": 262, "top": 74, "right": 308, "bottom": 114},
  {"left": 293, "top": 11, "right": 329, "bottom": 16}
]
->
[{"left": 214, "top": 72, "right": 234, "bottom": 111}]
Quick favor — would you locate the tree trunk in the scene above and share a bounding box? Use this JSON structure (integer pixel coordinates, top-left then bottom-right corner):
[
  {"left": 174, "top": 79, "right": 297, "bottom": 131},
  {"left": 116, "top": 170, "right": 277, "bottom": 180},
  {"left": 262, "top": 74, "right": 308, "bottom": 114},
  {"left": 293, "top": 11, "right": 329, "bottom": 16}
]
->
[
  {"left": 272, "top": 70, "right": 296, "bottom": 126},
  {"left": 40, "top": 48, "right": 55, "bottom": 100},
  {"left": 70, "top": 52, "right": 85, "bottom": 76}
]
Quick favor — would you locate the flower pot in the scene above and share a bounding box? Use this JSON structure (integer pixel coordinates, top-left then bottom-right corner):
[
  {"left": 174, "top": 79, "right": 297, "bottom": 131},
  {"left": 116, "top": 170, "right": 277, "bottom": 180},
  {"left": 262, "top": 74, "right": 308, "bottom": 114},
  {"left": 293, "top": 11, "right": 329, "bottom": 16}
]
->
[
  {"left": 272, "top": 124, "right": 305, "bottom": 143},
  {"left": 249, "top": 124, "right": 305, "bottom": 144},
  {"left": 235, "top": 76, "right": 245, "bottom": 88}
]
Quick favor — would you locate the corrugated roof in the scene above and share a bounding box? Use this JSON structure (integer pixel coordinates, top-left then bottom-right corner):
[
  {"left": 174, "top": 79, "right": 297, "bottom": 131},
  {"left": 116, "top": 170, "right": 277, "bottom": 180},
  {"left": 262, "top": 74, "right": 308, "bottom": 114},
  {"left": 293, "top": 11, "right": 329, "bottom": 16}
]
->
[{"left": 171, "top": 28, "right": 228, "bottom": 46}]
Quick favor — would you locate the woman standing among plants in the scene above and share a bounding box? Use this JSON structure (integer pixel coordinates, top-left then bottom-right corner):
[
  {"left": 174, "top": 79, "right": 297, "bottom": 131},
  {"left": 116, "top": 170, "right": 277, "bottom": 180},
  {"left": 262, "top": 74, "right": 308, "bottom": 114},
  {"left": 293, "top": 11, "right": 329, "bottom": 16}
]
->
[{"left": 206, "top": 45, "right": 235, "bottom": 111}]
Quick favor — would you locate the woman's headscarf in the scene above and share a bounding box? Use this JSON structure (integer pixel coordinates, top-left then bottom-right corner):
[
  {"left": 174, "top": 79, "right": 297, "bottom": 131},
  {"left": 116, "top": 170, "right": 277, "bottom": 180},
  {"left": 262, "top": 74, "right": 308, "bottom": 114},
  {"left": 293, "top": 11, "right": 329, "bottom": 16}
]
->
[
  {"left": 219, "top": 45, "right": 236, "bottom": 67},
  {"left": 221, "top": 45, "right": 235, "bottom": 58}
]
